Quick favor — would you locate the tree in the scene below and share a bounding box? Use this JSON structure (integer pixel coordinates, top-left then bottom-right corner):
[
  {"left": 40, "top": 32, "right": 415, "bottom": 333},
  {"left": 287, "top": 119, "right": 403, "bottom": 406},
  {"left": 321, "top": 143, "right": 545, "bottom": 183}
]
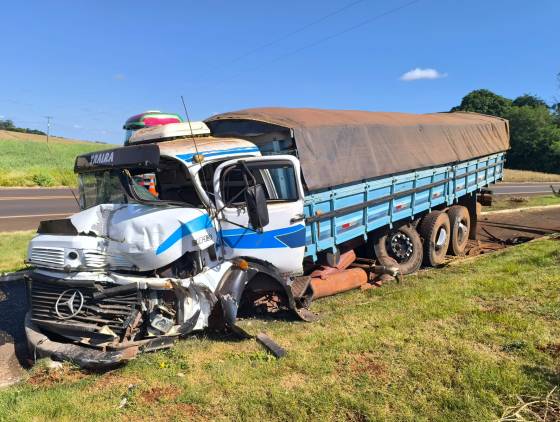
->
[
  {"left": 0, "top": 119, "right": 15, "bottom": 130},
  {"left": 512, "top": 94, "right": 549, "bottom": 109},
  {"left": 452, "top": 88, "right": 560, "bottom": 174},
  {"left": 506, "top": 105, "right": 560, "bottom": 172},
  {"left": 451, "top": 89, "right": 512, "bottom": 118}
]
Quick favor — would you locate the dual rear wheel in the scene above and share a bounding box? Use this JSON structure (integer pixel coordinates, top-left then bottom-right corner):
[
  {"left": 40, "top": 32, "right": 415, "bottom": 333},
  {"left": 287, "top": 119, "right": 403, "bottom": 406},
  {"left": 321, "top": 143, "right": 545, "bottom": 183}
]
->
[{"left": 373, "top": 205, "right": 470, "bottom": 274}]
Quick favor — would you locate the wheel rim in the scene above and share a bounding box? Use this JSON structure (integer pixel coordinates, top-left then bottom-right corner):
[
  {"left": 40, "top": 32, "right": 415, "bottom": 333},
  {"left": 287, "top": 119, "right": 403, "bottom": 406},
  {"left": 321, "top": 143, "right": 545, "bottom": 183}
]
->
[
  {"left": 387, "top": 231, "right": 413, "bottom": 262},
  {"left": 457, "top": 219, "right": 468, "bottom": 244},
  {"left": 435, "top": 227, "right": 448, "bottom": 251}
]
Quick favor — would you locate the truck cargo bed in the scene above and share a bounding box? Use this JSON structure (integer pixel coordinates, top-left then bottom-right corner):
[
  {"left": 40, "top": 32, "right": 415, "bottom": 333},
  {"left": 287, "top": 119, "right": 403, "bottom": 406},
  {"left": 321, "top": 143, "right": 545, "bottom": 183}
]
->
[{"left": 303, "top": 152, "right": 504, "bottom": 260}]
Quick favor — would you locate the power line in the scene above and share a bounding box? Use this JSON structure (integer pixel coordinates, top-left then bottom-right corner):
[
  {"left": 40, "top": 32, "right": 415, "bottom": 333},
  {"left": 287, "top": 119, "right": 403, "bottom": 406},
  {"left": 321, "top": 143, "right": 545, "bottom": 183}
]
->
[
  {"left": 211, "top": 0, "right": 367, "bottom": 70},
  {"left": 205, "top": 0, "right": 422, "bottom": 89}
]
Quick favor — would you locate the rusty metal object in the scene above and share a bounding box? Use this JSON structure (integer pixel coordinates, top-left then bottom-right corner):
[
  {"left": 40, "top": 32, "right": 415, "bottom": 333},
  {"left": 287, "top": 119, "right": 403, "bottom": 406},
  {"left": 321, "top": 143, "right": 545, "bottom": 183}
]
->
[
  {"left": 478, "top": 188, "right": 493, "bottom": 206},
  {"left": 311, "top": 250, "right": 356, "bottom": 279},
  {"left": 310, "top": 268, "right": 368, "bottom": 299}
]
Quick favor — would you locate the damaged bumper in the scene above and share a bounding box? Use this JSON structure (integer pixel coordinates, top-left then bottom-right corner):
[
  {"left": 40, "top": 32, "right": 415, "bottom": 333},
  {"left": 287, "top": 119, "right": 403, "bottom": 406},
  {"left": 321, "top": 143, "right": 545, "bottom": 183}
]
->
[
  {"left": 24, "top": 269, "right": 219, "bottom": 368},
  {"left": 25, "top": 313, "right": 174, "bottom": 370}
]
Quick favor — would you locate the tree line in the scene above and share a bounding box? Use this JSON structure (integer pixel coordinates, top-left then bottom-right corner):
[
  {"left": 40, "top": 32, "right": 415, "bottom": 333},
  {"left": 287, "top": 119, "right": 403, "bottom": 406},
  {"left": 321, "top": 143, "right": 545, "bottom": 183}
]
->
[
  {"left": 0, "top": 119, "right": 46, "bottom": 136},
  {"left": 451, "top": 87, "right": 560, "bottom": 174}
]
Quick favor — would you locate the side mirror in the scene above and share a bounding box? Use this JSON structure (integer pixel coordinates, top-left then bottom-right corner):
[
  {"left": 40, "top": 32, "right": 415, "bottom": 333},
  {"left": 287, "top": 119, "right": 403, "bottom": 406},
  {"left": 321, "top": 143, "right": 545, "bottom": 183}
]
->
[{"left": 245, "top": 184, "right": 269, "bottom": 230}]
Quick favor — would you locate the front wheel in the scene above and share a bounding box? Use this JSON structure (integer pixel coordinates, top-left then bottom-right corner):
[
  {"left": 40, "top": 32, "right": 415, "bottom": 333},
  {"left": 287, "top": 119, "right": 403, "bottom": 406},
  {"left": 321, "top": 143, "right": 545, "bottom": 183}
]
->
[{"left": 373, "top": 225, "right": 423, "bottom": 275}]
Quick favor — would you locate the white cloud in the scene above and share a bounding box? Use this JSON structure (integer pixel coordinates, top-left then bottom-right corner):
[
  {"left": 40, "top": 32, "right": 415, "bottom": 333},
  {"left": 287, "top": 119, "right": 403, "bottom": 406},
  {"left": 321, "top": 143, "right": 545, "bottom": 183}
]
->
[
  {"left": 73, "top": 124, "right": 83, "bottom": 129},
  {"left": 0, "top": 115, "right": 4, "bottom": 119},
  {"left": 400, "top": 68, "right": 447, "bottom": 81},
  {"left": 113, "top": 73, "right": 126, "bottom": 81}
]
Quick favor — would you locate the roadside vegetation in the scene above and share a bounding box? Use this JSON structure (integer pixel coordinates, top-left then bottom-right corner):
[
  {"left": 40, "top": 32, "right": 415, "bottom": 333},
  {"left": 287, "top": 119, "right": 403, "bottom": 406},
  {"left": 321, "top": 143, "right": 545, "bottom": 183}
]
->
[
  {"left": 484, "top": 194, "right": 560, "bottom": 212},
  {"left": 0, "top": 237, "right": 558, "bottom": 420},
  {"left": 503, "top": 169, "right": 560, "bottom": 183},
  {"left": 0, "top": 231, "right": 34, "bottom": 272},
  {"left": 452, "top": 86, "right": 560, "bottom": 175},
  {"left": 0, "top": 131, "right": 110, "bottom": 187}
]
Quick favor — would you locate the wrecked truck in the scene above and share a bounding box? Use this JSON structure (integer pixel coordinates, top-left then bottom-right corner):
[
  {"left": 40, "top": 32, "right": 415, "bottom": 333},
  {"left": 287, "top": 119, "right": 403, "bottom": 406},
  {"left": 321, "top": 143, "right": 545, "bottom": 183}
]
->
[{"left": 23, "top": 108, "right": 509, "bottom": 368}]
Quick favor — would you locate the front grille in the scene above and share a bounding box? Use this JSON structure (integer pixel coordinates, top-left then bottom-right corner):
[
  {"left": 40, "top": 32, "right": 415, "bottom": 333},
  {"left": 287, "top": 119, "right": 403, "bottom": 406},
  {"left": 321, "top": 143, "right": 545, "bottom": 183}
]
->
[
  {"left": 83, "top": 251, "right": 107, "bottom": 269},
  {"left": 30, "top": 279, "right": 139, "bottom": 339},
  {"left": 29, "top": 247, "right": 65, "bottom": 268},
  {"left": 83, "top": 251, "right": 131, "bottom": 269}
]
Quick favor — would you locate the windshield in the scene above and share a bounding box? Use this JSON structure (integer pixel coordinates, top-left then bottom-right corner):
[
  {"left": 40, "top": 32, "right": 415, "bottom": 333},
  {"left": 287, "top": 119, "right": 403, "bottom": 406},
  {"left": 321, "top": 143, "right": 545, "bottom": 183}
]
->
[
  {"left": 78, "top": 158, "right": 209, "bottom": 210},
  {"left": 78, "top": 170, "right": 156, "bottom": 209}
]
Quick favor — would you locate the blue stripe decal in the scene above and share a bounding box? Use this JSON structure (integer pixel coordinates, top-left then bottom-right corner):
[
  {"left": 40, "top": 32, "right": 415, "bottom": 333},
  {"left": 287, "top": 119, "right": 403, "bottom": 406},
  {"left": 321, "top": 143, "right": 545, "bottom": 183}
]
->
[
  {"left": 221, "top": 225, "right": 305, "bottom": 249},
  {"left": 156, "top": 214, "right": 213, "bottom": 255},
  {"left": 177, "top": 147, "right": 259, "bottom": 163}
]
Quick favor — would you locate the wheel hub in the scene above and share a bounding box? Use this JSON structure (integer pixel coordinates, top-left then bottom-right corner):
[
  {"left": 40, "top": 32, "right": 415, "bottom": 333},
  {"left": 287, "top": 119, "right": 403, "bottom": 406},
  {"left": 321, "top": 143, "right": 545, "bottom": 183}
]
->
[
  {"left": 388, "top": 232, "right": 413, "bottom": 261},
  {"left": 457, "top": 220, "right": 468, "bottom": 243},
  {"left": 435, "top": 227, "right": 448, "bottom": 250}
]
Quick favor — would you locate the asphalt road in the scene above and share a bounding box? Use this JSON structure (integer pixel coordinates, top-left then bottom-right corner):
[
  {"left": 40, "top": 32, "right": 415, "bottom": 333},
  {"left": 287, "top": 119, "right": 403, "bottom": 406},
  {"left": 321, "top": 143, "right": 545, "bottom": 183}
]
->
[
  {"left": 0, "top": 188, "right": 79, "bottom": 232},
  {"left": 0, "top": 182, "right": 558, "bottom": 232},
  {"left": 490, "top": 182, "right": 560, "bottom": 196}
]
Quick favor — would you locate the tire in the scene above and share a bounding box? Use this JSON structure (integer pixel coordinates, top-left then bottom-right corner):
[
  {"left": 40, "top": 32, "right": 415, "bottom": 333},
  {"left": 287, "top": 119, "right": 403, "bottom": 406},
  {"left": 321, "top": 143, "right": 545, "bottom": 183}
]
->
[
  {"left": 373, "top": 224, "right": 423, "bottom": 275},
  {"left": 447, "top": 205, "right": 470, "bottom": 256},
  {"left": 418, "top": 211, "right": 450, "bottom": 267}
]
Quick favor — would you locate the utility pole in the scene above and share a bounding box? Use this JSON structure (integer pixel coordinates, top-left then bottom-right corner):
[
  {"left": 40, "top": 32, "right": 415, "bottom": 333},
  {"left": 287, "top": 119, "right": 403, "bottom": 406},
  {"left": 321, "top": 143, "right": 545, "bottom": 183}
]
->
[{"left": 45, "top": 116, "right": 53, "bottom": 144}]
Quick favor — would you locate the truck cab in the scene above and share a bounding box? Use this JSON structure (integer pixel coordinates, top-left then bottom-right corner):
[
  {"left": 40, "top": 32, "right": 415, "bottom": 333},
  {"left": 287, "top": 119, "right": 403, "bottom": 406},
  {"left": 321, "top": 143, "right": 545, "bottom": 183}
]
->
[{"left": 25, "top": 122, "right": 310, "bottom": 368}]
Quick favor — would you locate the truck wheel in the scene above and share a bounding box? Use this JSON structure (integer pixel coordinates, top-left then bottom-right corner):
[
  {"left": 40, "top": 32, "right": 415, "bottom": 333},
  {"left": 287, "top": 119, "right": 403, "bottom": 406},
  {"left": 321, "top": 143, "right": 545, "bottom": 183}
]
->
[
  {"left": 418, "top": 211, "right": 450, "bottom": 267},
  {"left": 373, "top": 225, "right": 423, "bottom": 275},
  {"left": 447, "top": 205, "right": 470, "bottom": 256}
]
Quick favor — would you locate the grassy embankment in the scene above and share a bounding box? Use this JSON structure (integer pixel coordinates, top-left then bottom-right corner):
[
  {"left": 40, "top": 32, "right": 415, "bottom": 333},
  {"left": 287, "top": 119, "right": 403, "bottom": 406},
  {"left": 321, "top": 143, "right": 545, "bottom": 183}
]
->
[
  {"left": 484, "top": 195, "right": 560, "bottom": 212},
  {"left": 0, "top": 230, "right": 35, "bottom": 272},
  {"left": 0, "top": 130, "right": 111, "bottom": 187},
  {"left": 1, "top": 129, "right": 559, "bottom": 187},
  {"left": 503, "top": 169, "right": 560, "bottom": 182},
  {"left": 0, "top": 230, "right": 559, "bottom": 420}
]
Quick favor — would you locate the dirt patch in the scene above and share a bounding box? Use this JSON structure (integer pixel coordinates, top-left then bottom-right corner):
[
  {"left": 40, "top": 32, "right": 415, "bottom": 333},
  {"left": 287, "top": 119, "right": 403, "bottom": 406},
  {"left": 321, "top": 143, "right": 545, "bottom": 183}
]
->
[
  {"left": 89, "top": 373, "right": 142, "bottom": 393},
  {"left": 478, "top": 207, "right": 559, "bottom": 243},
  {"left": 537, "top": 343, "right": 560, "bottom": 359},
  {"left": 28, "top": 363, "right": 86, "bottom": 387},
  {"left": 139, "top": 386, "right": 181, "bottom": 404},
  {"left": 343, "top": 353, "right": 387, "bottom": 379},
  {"left": 461, "top": 207, "right": 560, "bottom": 258}
]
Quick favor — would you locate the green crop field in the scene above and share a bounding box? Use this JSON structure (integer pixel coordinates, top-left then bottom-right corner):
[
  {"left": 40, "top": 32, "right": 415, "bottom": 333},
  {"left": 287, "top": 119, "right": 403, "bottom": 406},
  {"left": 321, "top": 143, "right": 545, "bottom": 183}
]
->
[
  {"left": 0, "top": 130, "right": 112, "bottom": 187},
  {"left": 0, "top": 232, "right": 558, "bottom": 421}
]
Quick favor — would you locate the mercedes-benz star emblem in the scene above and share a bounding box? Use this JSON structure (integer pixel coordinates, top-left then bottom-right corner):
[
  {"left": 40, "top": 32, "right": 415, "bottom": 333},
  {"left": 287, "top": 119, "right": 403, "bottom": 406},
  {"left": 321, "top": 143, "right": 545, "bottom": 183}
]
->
[{"left": 54, "top": 289, "right": 85, "bottom": 319}]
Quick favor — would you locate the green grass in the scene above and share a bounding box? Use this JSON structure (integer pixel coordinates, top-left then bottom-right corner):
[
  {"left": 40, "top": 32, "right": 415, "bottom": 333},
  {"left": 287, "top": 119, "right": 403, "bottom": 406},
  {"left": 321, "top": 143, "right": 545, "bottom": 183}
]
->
[
  {"left": 0, "top": 230, "right": 34, "bottom": 272},
  {"left": 0, "top": 237, "right": 559, "bottom": 420},
  {"left": 485, "top": 194, "right": 560, "bottom": 212},
  {"left": 0, "top": 136, "right": 111, "bottom": 187}
]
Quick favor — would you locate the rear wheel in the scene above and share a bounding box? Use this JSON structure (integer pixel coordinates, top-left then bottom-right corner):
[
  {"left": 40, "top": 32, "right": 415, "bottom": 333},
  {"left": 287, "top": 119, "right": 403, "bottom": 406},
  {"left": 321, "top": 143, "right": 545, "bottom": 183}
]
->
[
  {"left": 373, "top": 224, "right": 423, "bottom": 275},
  {"left": 418, "top": 211, "right": 450, "bottom": 267},
  {"left": 447, "top": 205, "right": 470, "bottom": 256}
]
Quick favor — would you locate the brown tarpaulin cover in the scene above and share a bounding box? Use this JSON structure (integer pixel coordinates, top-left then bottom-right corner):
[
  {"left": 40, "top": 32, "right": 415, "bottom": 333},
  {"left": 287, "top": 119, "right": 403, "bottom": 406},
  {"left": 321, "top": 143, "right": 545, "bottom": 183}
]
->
[{"left": 206, "top": 108, "right": 509, "bottom": 191}]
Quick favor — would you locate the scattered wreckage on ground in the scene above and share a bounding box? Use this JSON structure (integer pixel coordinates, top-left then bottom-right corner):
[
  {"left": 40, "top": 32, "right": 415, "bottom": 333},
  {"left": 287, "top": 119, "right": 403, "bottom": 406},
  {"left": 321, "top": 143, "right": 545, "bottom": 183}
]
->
[{"left": 14, "top": 108, "right": 509, "bottom": 369}]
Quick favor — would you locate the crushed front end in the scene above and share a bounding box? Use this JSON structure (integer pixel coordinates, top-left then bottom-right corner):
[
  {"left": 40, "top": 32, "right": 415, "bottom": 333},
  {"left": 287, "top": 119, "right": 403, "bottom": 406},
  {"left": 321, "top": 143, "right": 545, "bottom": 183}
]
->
[{"left": 24, "top": 172, "right": 228, "bottom": 369}]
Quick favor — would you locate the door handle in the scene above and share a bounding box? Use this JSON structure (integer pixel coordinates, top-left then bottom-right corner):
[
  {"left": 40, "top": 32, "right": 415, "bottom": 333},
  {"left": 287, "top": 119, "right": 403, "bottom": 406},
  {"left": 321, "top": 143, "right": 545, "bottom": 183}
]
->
[{"left": 290, "top": 213, "right": 306, "bottom": 223}]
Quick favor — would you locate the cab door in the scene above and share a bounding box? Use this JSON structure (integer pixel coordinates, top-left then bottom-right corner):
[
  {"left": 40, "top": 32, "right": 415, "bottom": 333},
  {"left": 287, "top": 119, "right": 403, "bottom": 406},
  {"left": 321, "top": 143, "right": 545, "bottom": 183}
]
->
[{"left": 213, "top": 155, "right": 306, "bottom": 276}]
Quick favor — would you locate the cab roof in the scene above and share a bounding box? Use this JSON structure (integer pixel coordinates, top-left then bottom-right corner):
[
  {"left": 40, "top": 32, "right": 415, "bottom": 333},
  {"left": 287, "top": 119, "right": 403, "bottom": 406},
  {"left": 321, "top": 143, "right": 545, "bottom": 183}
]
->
[{"left": 75, "top": 136, "right": 259, "bottom": 173}]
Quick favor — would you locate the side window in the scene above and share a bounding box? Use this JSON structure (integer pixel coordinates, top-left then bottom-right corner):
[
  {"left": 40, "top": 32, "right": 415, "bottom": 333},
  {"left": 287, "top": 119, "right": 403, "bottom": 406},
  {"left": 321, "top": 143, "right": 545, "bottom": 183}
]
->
[{"left": 221, "top": 161, "right": 299, "bottom": 205}]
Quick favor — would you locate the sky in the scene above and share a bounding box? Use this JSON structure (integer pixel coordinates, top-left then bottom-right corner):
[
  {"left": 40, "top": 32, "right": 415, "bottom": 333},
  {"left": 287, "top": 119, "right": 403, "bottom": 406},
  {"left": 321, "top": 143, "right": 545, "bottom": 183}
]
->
[{"left": 0, "top": 0, "right": 558, "bottom": 144}]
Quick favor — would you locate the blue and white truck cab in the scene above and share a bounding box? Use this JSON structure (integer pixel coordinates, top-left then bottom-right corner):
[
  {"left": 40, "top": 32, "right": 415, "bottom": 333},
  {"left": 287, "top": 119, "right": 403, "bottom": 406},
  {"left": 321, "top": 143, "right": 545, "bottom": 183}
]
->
[{"left": 23, "top": 108, "right": 510, "bottom": 368}]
